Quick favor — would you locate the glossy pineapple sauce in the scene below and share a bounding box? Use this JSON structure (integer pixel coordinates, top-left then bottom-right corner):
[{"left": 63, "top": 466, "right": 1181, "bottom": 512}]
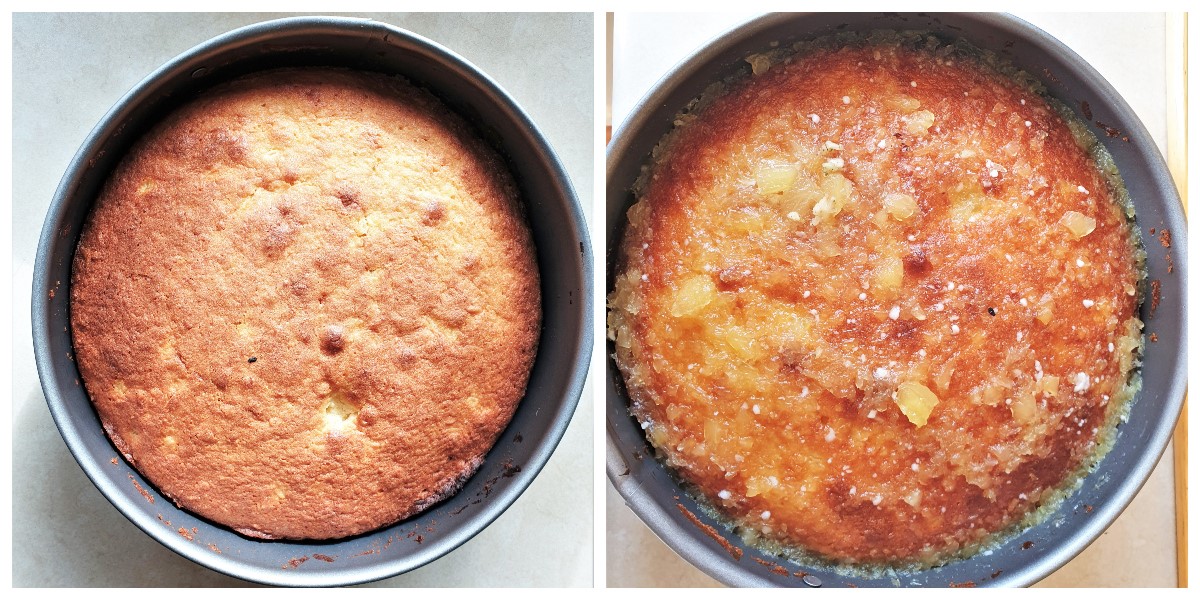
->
[{"left": 609, "top": 37, "right": 1143, "bottom": 566}]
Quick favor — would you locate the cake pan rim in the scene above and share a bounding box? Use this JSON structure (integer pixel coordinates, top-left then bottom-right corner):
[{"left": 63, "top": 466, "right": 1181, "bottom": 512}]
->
[{"left": 606, "top": 11, "right": 1185, "bottom": 588}]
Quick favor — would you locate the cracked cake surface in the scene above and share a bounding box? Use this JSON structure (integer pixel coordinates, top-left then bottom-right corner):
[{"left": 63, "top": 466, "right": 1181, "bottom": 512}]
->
[
  {"left": 71, "top": 68, "right": 540, "bottom": 540},
  {"left": 609, "top": 33, "right": 1143, "bottom": 568}
]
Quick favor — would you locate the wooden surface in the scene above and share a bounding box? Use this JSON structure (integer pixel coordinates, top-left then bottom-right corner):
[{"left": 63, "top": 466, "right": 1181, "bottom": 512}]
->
[{"left": 1165, "top": 12, "right": 1187, "bottom": 589}]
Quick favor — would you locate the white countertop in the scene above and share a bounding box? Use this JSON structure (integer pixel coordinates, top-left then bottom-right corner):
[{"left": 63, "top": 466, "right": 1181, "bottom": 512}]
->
[
  {"left": 11, "top": 12, "right": 594, "bottom": 587},
  {"left": 608, "top": 12, "right": 1179, "bottom": 588}
]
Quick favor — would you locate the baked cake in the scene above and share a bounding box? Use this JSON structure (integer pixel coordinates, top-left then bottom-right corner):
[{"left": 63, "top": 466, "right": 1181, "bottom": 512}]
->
[
  {"left": 609, "top": 32, "right": 1144, "bottom": 568},
  {"left": 71, "top": 68, "right": 541, "bottom": 540}
]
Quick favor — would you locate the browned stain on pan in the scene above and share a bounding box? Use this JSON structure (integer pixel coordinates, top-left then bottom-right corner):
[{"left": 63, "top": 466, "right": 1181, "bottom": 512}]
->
[
  {"left": 312, "top": 553, "right": 336, "bottom": 563},
  {"left": 1158, "top": 229, "right": 1173, "bottom": 273},
  {"left": 128, "top": 474, "right": 154, "bottom": 503},
  {"left": 1149, "top": 280, "right": 1161, "bottom": 318},
  {"left": 676, "top": 503, "right": 743, "bottom": 560},
  {"left": 1094, "top": 120, "right": 1130, "bottom": 142},
  {"left": 283, "top": 556, "right": 309, "bottom": 569},
  {"left": 752, "top": 556, "right": 791, "bottom": 576},
  {"left": 479, "top": 459, "right": 523, "bottom": 499}
]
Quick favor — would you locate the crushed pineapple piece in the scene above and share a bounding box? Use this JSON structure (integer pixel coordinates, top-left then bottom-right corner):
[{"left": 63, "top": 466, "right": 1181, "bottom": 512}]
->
[
  {"left": 885, "top": 94, "right": 921, "bottom": 112},
  {"left": 1038, "top": 375, "right": 1060, "bottom": 397},
  {"left": 670, "top": 275, "right": 717, "bottom": 317},
  {"left": 811, "top": 173, "right": 854, "bottom": 224},
  {"left": 981, "top": 385, "right": 1005, "bottom": 406},
  {"left": 883, "top": 193, "right": 917, "bottom": 221},
  {"left": 756, "top": 164, "right": 798, "bottom": 195},
  {"left": 1009, "top": 394, "right": 1035, "bottom": 422},
  {"left": 895, "top": 381, "right": 939, "bottom": 427},
  {"left": 1059, "top": 211, "right": 1097, "bottom": 239},
  {"left": 1036, "top": 293, "right": 1054, "bottom": 325},
  {"left": 873, "top": 256, "right": 904, "bottom": 295},
  {"left": 903, "top": 489, "right": 922, "bottom": 507},
  {"left": 746, "top": 53, "right": 772, "bottom": 76},
  {"left": 905, "top": 110, "right": 936, "bottom": 136}
]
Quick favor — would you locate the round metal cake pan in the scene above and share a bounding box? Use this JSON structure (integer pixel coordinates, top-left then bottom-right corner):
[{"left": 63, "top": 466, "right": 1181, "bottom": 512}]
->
[
  {"left": 33, "top": 16, "right": 591, "bottom": 587},
  {"left": 607, "top": 12, "right": 1185, "bottom": 588}
]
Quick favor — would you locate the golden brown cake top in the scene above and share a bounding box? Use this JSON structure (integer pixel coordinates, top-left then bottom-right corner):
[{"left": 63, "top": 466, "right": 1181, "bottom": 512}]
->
[
  {"left": 609, "top": 34, "right": 1142, "bottom": 568},
  {"left": 71, "top": 68, "right": 540, "bottom": 540}
]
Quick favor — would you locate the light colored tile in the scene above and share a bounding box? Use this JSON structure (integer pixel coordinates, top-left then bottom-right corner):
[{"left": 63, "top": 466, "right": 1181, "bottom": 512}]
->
[{"left": 13, "top": 11, "right": 593, "bottom": 587}]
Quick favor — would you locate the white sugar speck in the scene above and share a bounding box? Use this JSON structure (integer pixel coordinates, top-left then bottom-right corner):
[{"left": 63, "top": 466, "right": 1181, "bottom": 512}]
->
[
  {"left": 888, "top": 306, "right": 900, "bottom": 320},
  {"left": 718, "top": 490, "right": 732, "bottom": 500},
  {"left": 1082, "top": 299, "right": 1095, "bottom": 308},
  {"left": 809, "top": 113, "right": 821, "bottom": 124},
  {"left": 842, "top": 95, "right": 851, "bottom": 104},
  {"left": 1073, "top": 372, "right": 1091, "bottom": 393}
]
